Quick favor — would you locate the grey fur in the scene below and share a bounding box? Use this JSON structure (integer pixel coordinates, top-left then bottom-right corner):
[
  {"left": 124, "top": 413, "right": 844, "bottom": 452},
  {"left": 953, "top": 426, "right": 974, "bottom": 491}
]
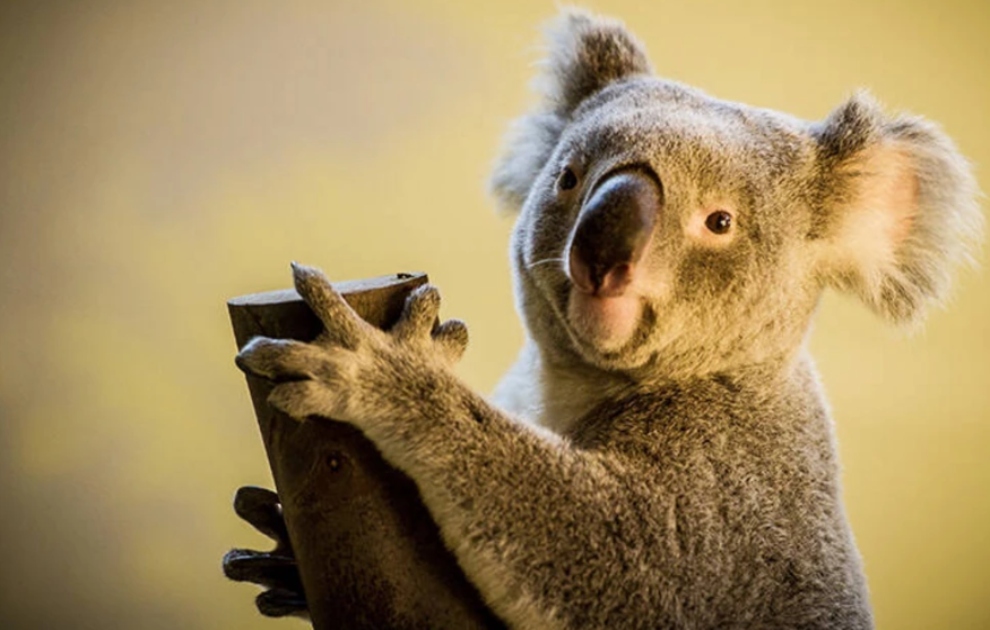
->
[
  {"left": 490, "top": 10, "right": 651, "bottom": 210},
  {"left": 237, "top": 9, "right": 982, "bottom": 629}
]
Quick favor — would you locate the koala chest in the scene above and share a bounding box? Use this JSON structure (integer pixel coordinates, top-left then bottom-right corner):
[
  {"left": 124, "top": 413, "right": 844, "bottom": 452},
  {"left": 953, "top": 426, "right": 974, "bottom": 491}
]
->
[{"left": 564, "top": 387, "right": 865, "bottom": 622}]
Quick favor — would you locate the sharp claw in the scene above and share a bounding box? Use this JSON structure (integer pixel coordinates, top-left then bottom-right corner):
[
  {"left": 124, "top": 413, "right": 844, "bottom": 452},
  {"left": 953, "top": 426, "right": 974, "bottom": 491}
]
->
[
  {"left": 393, "top": 284, "right": 449, "bottom": 345},
  {"left": 237, "top": 337, "right": 334, "bottom": 383},
  {"left": 222, "top": 548, "right": 263, "bottom": 581},
  {"left": 222, "top": 548, "right": 252, "bottom": 573},
  {"left": 436, "top": 318, "right": 469, "bottom": 345},
  {"left": 256, "top": 587, "right": 308, "bottom": 618},
  {"left": 233, "top": 486, "right": 289, "bottom": 543},
  {"left": 223, "top": 548, "right": 296, "bottom": 572},
  {"left": 290, "top": 263, "right": 365, "bottom": 348},
  {"left": 234, "top": 349, "right": 255, "bottom": 376},
  {"left": 434, "top": 318, "right": 469, "bottom": 363},
  {"left": 233, "top": 486, "right": 279, "bottom": 511},
  {"left": 235, "top": 337, "right": 278, "bottom": 379},
  {"left": 223, "top": 549, "right": 303, "bottom": 590},
  {"left": 291, "top": 262, "right": 327, "bottom": 293}
]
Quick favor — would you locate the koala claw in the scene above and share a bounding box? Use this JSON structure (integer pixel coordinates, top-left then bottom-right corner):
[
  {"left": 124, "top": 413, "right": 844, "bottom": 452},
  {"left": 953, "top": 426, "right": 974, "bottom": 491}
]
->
[
  {"left": 223, "top": 548, "right": 301, "bottom": 589},
  {"left": 393, "top": 284, "right": 444, "bottom": 341},
  {"left": 223, "top": 486, "right": 308, "bottom": 619},
  {"left": 256, "top": 587, "right": 309, "bottom": 618},
  {"left": 236, "top": 264, "right": 468, "bottom": 424},
  {"left": 236, "top": 337, "right": 338, "bottom": 382},
  {"left": 393, "top": 284, "right": 470, "bottom": 364},
  {"left": 290, "top": 262, "right": 370, "bottom": 349},
  {"left": 233, "top": 485, "right": 290, "bottom": 541},
  {"left": 433, "top": 317, "right": 469, "bottom": 365}
]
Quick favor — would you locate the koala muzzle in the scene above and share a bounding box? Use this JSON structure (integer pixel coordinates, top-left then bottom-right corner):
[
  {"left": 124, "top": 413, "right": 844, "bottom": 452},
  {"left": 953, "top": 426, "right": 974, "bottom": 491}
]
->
[{"left": 569, "top": 169, "right": 661, "bottom": 297}]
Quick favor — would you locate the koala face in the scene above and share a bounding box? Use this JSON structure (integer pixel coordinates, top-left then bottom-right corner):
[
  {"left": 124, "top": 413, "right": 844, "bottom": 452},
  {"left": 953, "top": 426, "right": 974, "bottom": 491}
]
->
[
  {"left": 514, "top": 80, "right": 819, "bottom": 374},
  {"left": 494, "top": 11, "right": 981, "bottom": 378}
]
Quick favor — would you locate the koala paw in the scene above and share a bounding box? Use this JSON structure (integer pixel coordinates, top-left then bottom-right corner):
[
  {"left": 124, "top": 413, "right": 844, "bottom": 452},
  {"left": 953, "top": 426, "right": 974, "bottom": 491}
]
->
[
  {"left": 393, "top": 283, "right": 469, "bottom": 366},
  {"left": 235, "top": 263, "right": 467, "bottom": 425},
  {"left": 223, "top": 486, "right": 309, "bottom": 619}
]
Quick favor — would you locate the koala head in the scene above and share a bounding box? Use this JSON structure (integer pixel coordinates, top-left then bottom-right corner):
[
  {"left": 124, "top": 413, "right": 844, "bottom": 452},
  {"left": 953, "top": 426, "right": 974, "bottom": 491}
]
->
[{"left": 492, "top": 10, "right": 982, "bottom": 379}]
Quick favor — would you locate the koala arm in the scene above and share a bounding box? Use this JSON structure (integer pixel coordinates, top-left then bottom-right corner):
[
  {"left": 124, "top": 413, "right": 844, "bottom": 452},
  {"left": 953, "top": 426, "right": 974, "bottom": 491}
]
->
[
  {"left": 370, "top": 374, "right": 636, "bottom": 630},
  {"left": 237, "top": 264, "right": 653, "bottom": 630}
]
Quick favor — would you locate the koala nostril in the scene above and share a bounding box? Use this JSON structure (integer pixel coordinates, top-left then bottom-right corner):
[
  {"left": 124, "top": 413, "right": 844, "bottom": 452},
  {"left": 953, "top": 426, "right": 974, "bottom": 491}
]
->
[
  {"left": 568, "top": 168, "right": 661, "bottom": 296},
  {"left": 558, "top": 167, "right": 579, "bottom": 191}
]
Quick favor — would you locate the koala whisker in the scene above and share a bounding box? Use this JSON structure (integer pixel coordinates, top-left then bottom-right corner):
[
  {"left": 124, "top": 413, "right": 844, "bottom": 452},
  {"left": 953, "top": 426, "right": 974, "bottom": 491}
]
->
[{"left": 526, "top": 257, "right": 567, "bottom": 271}]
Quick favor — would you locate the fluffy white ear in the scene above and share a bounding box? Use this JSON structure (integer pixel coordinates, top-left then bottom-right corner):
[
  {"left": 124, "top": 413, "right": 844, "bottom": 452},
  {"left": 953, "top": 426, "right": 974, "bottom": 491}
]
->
[
  {"left": 811, "top": 92, "right": 982, "bottom": 324},
  {"left": 490, "top": 9, "right": 652, "bottom": 211},
  {"left": 535, "top": 8, "right": 652, "bottom": 115}
]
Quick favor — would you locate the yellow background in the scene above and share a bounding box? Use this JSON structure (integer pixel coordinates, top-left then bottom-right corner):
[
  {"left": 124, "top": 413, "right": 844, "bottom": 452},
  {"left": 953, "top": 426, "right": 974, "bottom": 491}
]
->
[{"left": 1, "top": 1, "right": 987, "bottom": 628}]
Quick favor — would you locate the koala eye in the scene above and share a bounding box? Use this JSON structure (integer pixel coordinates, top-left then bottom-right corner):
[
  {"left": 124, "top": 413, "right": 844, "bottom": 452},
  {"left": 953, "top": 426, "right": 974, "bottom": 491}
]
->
[
  {"left": 557, "top": 167, "right": 579, "bottom": 191},
  {"left": 704, "top": 210, "right": 733, "bottom": 235}
]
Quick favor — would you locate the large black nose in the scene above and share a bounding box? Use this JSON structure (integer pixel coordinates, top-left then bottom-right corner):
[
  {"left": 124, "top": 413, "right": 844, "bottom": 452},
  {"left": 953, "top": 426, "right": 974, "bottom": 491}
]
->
[{"left": 568, "top": 169, "right": 661, "bottom": 296}]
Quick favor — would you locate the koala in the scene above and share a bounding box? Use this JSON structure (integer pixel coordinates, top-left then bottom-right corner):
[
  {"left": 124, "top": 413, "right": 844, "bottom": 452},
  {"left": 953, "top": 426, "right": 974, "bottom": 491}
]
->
[{"left": 232, "top": 9, "right": 982, "bottom": 629}]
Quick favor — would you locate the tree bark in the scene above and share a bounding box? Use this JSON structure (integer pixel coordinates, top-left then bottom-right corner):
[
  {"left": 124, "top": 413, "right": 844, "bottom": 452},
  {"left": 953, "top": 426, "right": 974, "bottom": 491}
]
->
[{"left": 228, "top": 272, "right": 502, "bottom": 630}]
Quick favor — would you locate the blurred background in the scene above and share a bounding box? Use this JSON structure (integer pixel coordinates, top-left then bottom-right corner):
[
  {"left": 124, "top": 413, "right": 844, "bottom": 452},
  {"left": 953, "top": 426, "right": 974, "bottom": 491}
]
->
[{"left": 0, "top": 0, "right": 987, "bottom": 627}]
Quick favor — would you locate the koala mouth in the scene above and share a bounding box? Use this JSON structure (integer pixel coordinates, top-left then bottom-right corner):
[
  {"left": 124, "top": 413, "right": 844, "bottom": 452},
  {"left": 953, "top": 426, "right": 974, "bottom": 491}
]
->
[{"left": 566, "top": 289, "right": 645, "bottom": 352}]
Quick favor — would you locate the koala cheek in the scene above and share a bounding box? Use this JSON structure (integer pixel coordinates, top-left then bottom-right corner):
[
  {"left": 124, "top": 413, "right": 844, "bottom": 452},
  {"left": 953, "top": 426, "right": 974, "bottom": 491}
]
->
[
  {"left": 675, "top": 247, "right": 748, "bottom": 300},
  {"left": 567, "top": 290, "right": 643, "bottom": 351}
]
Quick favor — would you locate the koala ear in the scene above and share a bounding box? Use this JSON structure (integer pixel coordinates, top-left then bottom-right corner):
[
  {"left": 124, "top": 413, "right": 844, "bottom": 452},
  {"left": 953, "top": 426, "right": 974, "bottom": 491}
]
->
[
  {"left": 490, "top": 9, "right": 652, "bottom": 211},
  {"left": 811, "top": 91, "right": 983, "bottom": 325},
  {"left": 536, "top": 8, "right": 652, "bottom": 115}
]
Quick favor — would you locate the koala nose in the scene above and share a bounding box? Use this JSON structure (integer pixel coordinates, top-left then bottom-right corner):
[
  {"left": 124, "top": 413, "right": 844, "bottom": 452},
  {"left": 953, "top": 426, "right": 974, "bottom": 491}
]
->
[{"left": 568, "top": 169, "right": 661, "bottom": 297}]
